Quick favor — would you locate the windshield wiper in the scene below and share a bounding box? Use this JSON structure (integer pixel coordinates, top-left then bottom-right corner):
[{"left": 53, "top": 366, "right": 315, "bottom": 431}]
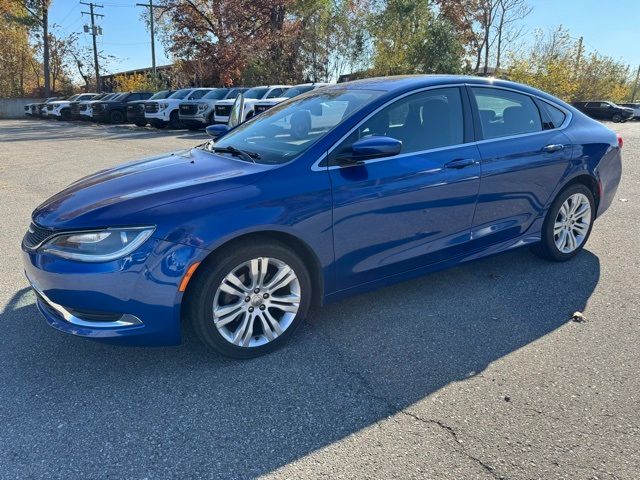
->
[{"left": 209, "top": 145, "right": 260, "bottom": 163}]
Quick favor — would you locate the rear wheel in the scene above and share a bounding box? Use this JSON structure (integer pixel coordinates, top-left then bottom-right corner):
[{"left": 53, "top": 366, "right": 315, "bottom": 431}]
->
[
  {"left": 185, "top": 240, "right": 312, "bottom": 358},
  {"left": 531, "top": 184, "right": 595, "bottom": 261},
  {"left": 110, "top": 110, "right": 124, "bottom": 124}
]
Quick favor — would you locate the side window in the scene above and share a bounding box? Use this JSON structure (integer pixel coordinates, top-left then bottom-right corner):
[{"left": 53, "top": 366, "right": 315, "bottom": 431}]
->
[
  {"left": 331, "top": 87, "right": 464, "bottom": 162},
  {"left": 266, "top": 88, "right": 284, "bottom": 99},
  {"left": 472, "top": 87, "right": 542, "bottom": 139},
  {"left": 538, "top": 101, "right": 567, "bottom": 130}
]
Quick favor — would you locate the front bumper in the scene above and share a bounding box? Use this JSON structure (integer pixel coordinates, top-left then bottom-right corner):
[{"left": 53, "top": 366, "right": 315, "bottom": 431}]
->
[
  {"left": 22, "top": 237, "right": 205, "bottom": 346},
  {"left": 145, "top": 109, "right": 171, "bottom": 122},
  {"left": 92, "top": 111, "right": 110, "bottom": 123},
  {"left": 126, "top": 110, "right": 146, "bottom": 124},
  {"left": 179, "top": 115, "right": 209, "bottom": 128}
]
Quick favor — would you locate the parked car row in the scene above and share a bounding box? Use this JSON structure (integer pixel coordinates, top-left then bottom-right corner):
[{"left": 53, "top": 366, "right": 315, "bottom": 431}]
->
[
  {"left": 24, "top": 83, "right": 330, "bottom": 130},
  {"left": 571, "top": 101, "right": 638, "bottom": 122}
]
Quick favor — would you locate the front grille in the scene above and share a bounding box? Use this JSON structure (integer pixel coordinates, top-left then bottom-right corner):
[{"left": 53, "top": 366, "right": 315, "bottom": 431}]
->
[
  {"left": 23, "top": 222, "right": 57, "bottom": 250},
  {"left": 180, "top": 104, "right": 198, "bottom": 115},
  {"left": 215, "top": 105, "right": 231, "bottom": 117},
  {"left": 79, "top": 104, "right": 88, "bottom": 111},
  {"left": 145, "top": 102, "right": 159, "bottom": 113},
  {"left": 254, "top": 105, "right": 272, "bottom": 115}
]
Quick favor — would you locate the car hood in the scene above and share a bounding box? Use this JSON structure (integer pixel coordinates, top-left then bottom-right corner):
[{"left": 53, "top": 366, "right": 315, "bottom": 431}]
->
[{"left": 32, "top": 148, "right": 272, "bottom": 230}]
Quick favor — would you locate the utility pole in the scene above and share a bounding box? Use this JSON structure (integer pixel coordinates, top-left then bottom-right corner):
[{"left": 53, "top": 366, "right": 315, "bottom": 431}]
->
[
  {"left": 632, "top": 65, "right": 640, "bottom": 102},
  {"left": 136, "top": 0, "right": 160, "bottom": 78},
  {"left": 81, "top": 2, "right": 104, "bottom": 91}
]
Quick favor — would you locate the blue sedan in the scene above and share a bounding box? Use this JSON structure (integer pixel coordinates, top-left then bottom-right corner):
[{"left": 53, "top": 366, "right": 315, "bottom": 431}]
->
[{"left": 22, "top": 76, "right": 622, "bottom": 358}]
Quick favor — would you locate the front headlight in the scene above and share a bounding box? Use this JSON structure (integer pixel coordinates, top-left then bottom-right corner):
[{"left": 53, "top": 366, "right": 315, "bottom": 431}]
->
[
  {"left": 41, "top": 227, "right": 154, "bottom": 262},
  {"left": 159, "top": 103, "right": 169, "bottom": 110}
]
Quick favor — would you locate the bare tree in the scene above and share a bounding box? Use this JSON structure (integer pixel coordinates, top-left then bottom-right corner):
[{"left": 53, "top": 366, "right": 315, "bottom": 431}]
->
[{"left": 494, "top": 0, "right": 531, "bottom": 72}]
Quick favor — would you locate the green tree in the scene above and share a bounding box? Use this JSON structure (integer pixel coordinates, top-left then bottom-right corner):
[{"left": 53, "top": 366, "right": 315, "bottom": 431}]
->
[{"left": 370, "top": 0, "right": 463, "bottom": 76}]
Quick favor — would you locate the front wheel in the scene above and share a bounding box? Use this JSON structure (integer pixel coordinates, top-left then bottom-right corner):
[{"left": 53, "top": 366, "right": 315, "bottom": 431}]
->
[
  {"left": 185, "top": 240, "right": 312, "bottom": 358},
  {"left": 612, "top": 114, "right": 623, "bottom": 123},
  {"left": 110, "top": 110, "right": 124, "bottom": 124},
  {"left": 531, "top": 184, "right": 595, "bottom": 261},
  {"left": 169, "top": 110, "right": 182, "bottom": 129}
]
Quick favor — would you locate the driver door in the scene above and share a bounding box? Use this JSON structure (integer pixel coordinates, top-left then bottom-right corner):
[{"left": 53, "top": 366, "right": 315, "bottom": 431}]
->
[{"left": 328, "top": 87, "right": 481, "bottom": 290}]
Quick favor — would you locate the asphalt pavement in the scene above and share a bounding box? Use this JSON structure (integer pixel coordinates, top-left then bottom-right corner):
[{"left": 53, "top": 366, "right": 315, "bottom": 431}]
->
[{"left": 0, "top": 119, "right": 638, "bottom": 479}]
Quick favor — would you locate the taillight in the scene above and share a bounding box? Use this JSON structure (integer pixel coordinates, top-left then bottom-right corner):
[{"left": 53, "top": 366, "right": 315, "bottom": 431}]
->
[{"left": 617, "top": 134, "right": 623, "bottom": 149}]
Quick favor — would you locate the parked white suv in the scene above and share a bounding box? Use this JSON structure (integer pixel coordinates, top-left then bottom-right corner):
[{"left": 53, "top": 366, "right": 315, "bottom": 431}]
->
[
  {"left": 252, "top": 83, "right": 330, "bottom": 116},
  {"left": 46, "top": 93, "right": 98, "bottom": 120},
  {"left": 80, "top": 93, "right": 119, "bottom": 120},
  {"left": 145, "top": 88, "right": 214, "bottom": 129},
  {"left": 178, "top": 87, "right": 247, "bottom": 130},
  {"left": 213, "top": 85, "right": 290, "bottom": 124}
]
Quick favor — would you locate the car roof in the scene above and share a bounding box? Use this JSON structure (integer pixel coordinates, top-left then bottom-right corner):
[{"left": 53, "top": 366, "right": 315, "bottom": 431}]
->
[{"left": 327, "top": 75, "right": 574, "bottom": 108}]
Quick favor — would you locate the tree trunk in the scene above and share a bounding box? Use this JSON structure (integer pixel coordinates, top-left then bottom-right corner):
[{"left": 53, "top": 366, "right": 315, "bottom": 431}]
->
[{"left": 43, "top": 5, "right": 51, "bottom": 96}]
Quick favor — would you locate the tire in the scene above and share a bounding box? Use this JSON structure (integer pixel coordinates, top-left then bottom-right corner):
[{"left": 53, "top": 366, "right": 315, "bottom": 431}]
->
[
  {"left": 612, "top": 114, "right": 622, "bottom": 123},
  {"left": 187, "top": 126, "right": 201, "bottom": 131},
  {"left": 531, "top": 183, "right": 595, "bottom": 262},
  {"left": 110, "top": 110, "right": 124, "bottom": 124},
  {"left": 134, "top": 121, "right": 147, "bottom": 127},
  {"left": 169, "top": 110, "right": 181, "bottom": 129},
  {"left": 185, "top": 239, "right": 312, "bottom": 358}
]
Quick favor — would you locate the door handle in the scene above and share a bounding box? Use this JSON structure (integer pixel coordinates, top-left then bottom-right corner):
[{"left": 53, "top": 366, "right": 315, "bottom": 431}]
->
[
  {"left": 542, "top": 144, "right": 564, "bottom": 153},
  {"left": 444, "top": 158, "right": 478, "bottom": 169}
]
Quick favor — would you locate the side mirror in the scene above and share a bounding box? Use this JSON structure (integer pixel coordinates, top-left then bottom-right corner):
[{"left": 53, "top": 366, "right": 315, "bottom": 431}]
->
[
  {"left": 337, "top": 136, "right": 402, "bottom": 165},
  {"left": 206, "top": 124, "right": 229, "bottom": 140}
]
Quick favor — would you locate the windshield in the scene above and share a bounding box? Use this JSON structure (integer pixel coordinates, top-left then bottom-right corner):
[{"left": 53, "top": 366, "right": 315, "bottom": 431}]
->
[
  {"left": 66, "top": 94, "right": 81, "bottom": 101},
  {"left": 100, "top": 93, "right": 116, "bottom": 101},
  {"left": 149, "top": 90, "right": 172, "bottom": 100},
  {"left": 110, "top": 93, "right": 126, "bottom": 101},
  {"left": 283, "top": 85, "right": 315, "bottom": 98},
  {"left": 244, "top": 87, "right": 268, "bottom": 99},
  {"left": 209, "top": 88, "right": 383, "bottom": 164},
  {"left": 188, "top": 89, "right": 209, "bottom": 100},
  {"left": 203, "top": 88, "right": 230, "bottom": 100},
  {"left": 168, "top": 89, "right": 192, "bottom": 100}
]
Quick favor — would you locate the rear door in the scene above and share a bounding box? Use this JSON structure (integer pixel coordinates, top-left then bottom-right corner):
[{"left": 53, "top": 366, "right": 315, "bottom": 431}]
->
[{"left": 468, "top": 86, "right": 573, "bottom": 249}]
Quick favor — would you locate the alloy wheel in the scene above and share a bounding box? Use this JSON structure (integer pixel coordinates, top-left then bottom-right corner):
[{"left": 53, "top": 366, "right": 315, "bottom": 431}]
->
[
  {"left": 553, "top": 193, "right": 591, "bottom": 254},
  {"left": 212, "top": 257, "right": 301, "bottom": 348}
]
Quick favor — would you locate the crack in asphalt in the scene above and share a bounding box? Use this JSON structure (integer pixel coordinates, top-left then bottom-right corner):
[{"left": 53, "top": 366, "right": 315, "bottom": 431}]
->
[{"left": 305, "top": 321, "right": 506, "bottom": 479}]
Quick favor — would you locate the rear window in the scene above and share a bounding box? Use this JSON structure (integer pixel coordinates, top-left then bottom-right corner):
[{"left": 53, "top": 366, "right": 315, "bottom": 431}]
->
[{"left": 472, "top": 87, "right": 542, "bottom": 139}]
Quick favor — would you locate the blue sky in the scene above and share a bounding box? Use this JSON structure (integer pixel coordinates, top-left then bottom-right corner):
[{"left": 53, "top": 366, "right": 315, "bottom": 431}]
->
[{"left": 50, "top": 0, "right": 640, "bottom": 76}]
